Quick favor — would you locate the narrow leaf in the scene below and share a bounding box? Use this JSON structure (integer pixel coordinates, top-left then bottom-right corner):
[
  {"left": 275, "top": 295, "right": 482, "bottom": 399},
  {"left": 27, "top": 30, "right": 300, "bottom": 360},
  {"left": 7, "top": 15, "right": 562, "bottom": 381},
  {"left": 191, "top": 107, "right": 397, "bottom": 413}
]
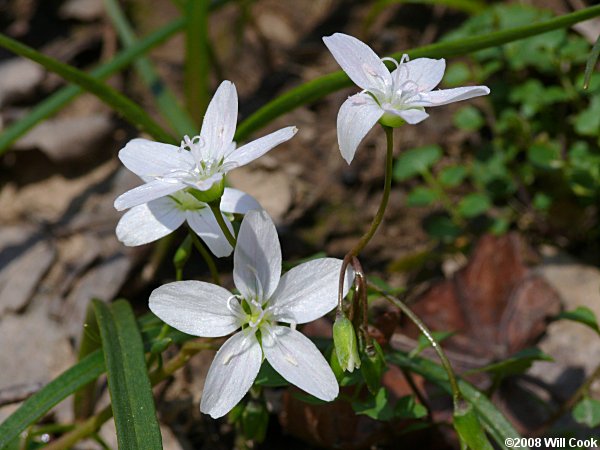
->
[
  {"left": 388, "top": 351, "right": 527, "bottom": 450},
  {"left": 235, "top": 5, "right": 600, "bottom": 141},
  {"left": 185, "top": 0, "right": 211, "bottom": 122},
  {"left": 0, "top": 33, "right": 175, "bottom": 144},
  {"left": 103, "top": 0, "right": 196, "bottom": 135},
  {"left": 584, "top": 33, "right": 600, "bottom": 90},
  {"left": 0, "top": 19, "right": 184, "bottom": 156},
  {"left": 0, "top": 351, "right": 104, "bottom": 449},
  {"left": 557, "top": 306, "right": 600, "bottom": 335},
  {"left": 453, "top": 401, "right": 494, "bottom": 450},
  {"left": 94, "top": 300, "right": 162, "bottom": 450}
]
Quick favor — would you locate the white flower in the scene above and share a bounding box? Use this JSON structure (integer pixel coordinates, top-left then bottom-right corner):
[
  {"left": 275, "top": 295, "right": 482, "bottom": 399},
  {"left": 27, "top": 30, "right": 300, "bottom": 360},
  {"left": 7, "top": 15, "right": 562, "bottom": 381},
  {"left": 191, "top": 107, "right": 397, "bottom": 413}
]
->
[
  {"left": 149, "top": 210, "right": 353, "bottom": 418},
  {"left": 322, "top": 33, "right": 490, "bottom": 164},
  {"left": 113, "top": 80, "right": 297, "bottom": 255},
  {"left": 116, "top": 187, "right": 260, "bottom": 257},
  {"left": 113, "top": 79, "right": 297, "bottom": 211}
]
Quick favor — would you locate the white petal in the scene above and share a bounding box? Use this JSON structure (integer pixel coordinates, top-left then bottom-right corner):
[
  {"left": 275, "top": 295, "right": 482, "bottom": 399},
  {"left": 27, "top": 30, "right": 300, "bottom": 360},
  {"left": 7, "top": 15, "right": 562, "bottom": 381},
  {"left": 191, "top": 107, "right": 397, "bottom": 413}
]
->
[
  {"left": 393, "top": 58, "right": 445, "bottom": 93},
  {"left": 226, "top": 126, "right": 297, "bottom": 168},
  {"left": 337, "top": 93, "right": 383, "bottom": 164},
  {"left": 234, "top": 210, "right": 281, "bottom": 301},
  {"left": 393, "top": 108, "right": 430, "bottom": 125},
  {"left": 183, "top": 172, "right": 225, "bottom": 192},
  {"left": 411, "top": 86, "right": 490, "bottom": 107},
  {"left": 118, "top": 138, "right": 195, "bottom": 179},
  {"left": 149, "top": 280, "right": 241, "bottom": 337},
  {"left": 200, "top": 331, "right": 262, "bottom": 418},
  {"left": 186, "top": 209, "right": 233, "bottom": 258},
  {"left": 200, "top": 80, "right": 238, "bottom": 161},
  {"left": 323, "top": 33, "right": 391, "bottom": 91},
  {"left": 263, "top": 326, "right": 338, "bottom": 401},
  {"left": 116, "top": 198, "right": 185, "bottom": 246},
  {"left": 220, "top": 188, "right": 262, "bottom": 215},
  {"left": 270, "top": 258, "right": 353, "bottom": 324},
  {"left": 114, "top": 179, "right": 186, "bottom": 211}
]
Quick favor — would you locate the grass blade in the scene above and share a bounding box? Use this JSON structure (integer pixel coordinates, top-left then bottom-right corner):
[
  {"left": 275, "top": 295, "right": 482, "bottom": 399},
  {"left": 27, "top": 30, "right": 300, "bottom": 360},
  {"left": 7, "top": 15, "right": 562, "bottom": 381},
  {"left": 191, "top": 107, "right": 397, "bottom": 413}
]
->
[
  {"left": 0, "top": 33, "right": 176, "bottom": 144},
  {"left": 93, "top": 300, "right": 162, "bottom": 450},
  {"left": 388, "top": 351, "right": 526, "bottom": 450},
  {"left": 584, "top": 33, "right": 600, "bottom": 89},
  {"left": 235, "top": 4, "right": 600, "bottom": 141},
  {"left": 103, "top": 0, "right": 197, "bottom": 136},
  {"left": 185, "top": 0, "right": 211, "bottom": 123},
  {"left": 0, "top": 18, "right": 184, "bottom": 156},
  {"left": 0, "top": 351, "right": 105, "bottom": 449}
]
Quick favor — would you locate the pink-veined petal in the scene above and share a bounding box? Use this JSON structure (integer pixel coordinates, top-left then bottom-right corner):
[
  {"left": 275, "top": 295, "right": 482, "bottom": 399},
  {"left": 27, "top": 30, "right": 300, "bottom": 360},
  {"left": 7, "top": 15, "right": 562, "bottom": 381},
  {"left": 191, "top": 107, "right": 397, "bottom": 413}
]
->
[
  {"left": 226, "top": 126, "right": 297, "bottom": 168},
  {"left": 149, "top": 280, "right": 241, "bottom": 337},
  {"left": 114, "top": 179, "right": 186, "bottom": 211},
  {"left": 186, "top": 208, "right": 234, "bottom": 258},
  {"left": 118, "top": 138, "right": 195, "bottom": 180},
  {"left": 200, "top": 331, "right": 262, "bottom": 418},
  {"left": 116, "top": 197, "right": 185, "bottom": 246},
  {"left": 200, "top": 80, "right": 238, "bottom": 161},
  {"left": 392, "top": 58, "right": 446, "bottom": 93},
  {"left": 270, "top": 258, "right": 353, "bottom": 324},
  {"left": 234, "top": 210, "right": 281, "bottom": 301},
  {"left": 263, "top": 326, "right": 338, "bottom": 401},
  {"left": 411, "top": 86, "right": 490, "bottom": 107},
  {"left": 337, "top": 93, "right": 383, "bottom": 164},
  {"left": 220, "top": 188, "right": 262, "bottom": 215},
  {"left": 323, "top": 33, "right": 391, "bottom": 91}
]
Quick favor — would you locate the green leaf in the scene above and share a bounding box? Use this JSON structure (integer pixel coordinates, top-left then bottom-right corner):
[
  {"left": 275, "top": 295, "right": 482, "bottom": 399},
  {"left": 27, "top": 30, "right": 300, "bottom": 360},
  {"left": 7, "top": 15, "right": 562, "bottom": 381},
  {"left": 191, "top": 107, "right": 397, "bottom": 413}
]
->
[
  {"left": 0, "top": 33, "right": 175, "bottom": 144},
  {"left": 465, "top": 348, "right": 553, "bottom": 377},
  {"left": 360, "top": 342, "right": 386, "bottom": 395},
  {"left": 393, "top": 145, "right": 443, "bottom": 181},
  {"left": 94, "top": 300, "right": 162, "bottom": 450},
  {"left": 528, "top": 142, "right": 563, "bottom": 169},
  {"left": 241, "top": 400, "right": 269, "bottom": 443},
  {"left": 453, "top": 401, "right": 494, "bottom": 450},
  {"left": 423, "top": 214, "right": 462, "bottom": 241},
  {"left": 395, "top": 395, "right": 428, "bottom": 420},
  {"left": 443, "top": 62, "right": 472, "bottom": 87},
  {"left": 439, "top": 165, "right": 467, "bottom": 187},
  {"left": 584, "top": 33, "right": 600, "bottom": 90},
  {"left": 0, "top": 351, "right": 105, "bottom": 449},
  {"left": 454, "top": 106, "right": 485, "bottom": 131},
  {"left": 573, "top": 96, "right": 600, "bottom": 137},
  {"left": 352, "top": 387, "right": 395, "bottom": 421},
  {"left": 235, "top": 5, "right": 600, "bottom": 141},
  {"left": 388, "top": 351, "right": 527, "bottom": 449},
  {"left": 0, "top": 19, "right": 184, "bottom": 156},
  {"left": 407, "top": 186, "right": 440, "bottom": 206},
  {"left": 573, "top": 397, "right": 600, "bottom": 428},
  {"left": 532, "top": 192, "right": 552, "bottom": 211},
  {"left": 557, "top": 306, "right": 600, "bottom": 335},
  {"left": 457, "top": 193, "right": 491, "bottom": 218},
  {"left": 409, "top": 331, "right": 454, "bottom": 358}
]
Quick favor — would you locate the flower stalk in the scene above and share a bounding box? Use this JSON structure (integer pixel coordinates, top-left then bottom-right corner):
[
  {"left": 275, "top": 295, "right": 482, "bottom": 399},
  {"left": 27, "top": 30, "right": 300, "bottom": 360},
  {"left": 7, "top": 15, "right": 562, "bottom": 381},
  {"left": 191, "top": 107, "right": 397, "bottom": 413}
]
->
[{"left": 208, "top": 200, "right": 237, "bottom": 248}]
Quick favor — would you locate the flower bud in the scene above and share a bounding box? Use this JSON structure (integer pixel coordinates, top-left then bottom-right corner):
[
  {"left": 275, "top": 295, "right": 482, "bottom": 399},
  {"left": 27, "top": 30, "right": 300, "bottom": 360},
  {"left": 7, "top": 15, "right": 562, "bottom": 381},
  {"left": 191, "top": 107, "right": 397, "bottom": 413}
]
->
[{"left": 333, "top": 312, "right": 360, "bottom": 372}]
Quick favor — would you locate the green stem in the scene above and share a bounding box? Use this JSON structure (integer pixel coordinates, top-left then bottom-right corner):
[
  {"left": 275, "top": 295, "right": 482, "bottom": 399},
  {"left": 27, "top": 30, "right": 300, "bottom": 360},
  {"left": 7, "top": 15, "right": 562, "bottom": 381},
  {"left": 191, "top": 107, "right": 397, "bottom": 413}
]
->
[
  {"left": 349, "top": 125, "right": 394, "bottom": 257},
  {"left": 371, "top": 283, "right": 463, "bottom": 407},
  {"left": 208, "top": 202, "right": 237, "bottom": 248},
  {"left": 189, "top": 232, "right": 221, "bottom": 285}
]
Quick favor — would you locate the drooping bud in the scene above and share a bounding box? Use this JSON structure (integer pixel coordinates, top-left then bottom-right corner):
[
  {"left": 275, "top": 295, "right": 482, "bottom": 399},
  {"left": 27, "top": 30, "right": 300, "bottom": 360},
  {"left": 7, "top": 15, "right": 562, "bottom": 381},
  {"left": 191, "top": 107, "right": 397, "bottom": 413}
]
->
[{"left": 333, "top": 312, "right": 361, "bottom": 372}]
